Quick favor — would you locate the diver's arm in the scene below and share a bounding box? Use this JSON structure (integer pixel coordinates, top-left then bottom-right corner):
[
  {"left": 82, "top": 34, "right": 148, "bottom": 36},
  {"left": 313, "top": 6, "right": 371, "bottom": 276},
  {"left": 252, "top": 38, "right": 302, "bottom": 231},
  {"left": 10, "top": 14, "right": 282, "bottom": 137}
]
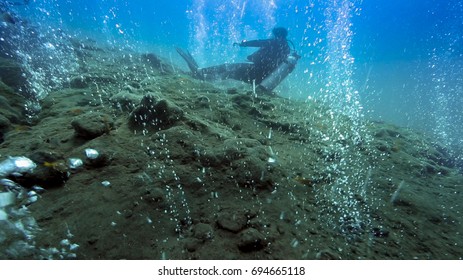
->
[{"left": 239, "top": 39, "right": 272, "bottom": 48}]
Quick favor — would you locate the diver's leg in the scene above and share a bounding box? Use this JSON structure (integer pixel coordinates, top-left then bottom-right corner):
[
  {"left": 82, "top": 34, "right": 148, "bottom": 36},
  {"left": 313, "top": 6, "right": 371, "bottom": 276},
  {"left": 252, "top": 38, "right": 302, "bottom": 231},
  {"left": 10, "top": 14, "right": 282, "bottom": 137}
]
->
[
  {"left": 176, "top": 47, "right": 203, "bottom": 78},
  {"left": 201, "top": 63, "right": 254, "bottom": 83},
  {"left": 200, "top": 64, "right": 229, "bottom": 80}
]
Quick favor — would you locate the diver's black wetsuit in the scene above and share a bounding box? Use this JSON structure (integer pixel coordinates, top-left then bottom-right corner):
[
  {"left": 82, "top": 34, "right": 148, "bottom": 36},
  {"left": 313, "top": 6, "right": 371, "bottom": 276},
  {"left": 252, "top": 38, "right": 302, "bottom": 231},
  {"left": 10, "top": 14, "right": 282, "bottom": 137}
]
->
[{"left": 200, "top": 38, "right": 290, "bottom": 84}]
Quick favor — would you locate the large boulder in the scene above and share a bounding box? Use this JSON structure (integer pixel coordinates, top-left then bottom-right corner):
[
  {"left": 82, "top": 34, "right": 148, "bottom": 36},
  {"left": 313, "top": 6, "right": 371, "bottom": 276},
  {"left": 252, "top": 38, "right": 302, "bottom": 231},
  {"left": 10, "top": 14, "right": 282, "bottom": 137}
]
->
[
  {"left": 129, "top": 94, "right": 184, "bottom": 130},
  {"left": 71, "top": 112, "right": 114, "bottom": 140}
]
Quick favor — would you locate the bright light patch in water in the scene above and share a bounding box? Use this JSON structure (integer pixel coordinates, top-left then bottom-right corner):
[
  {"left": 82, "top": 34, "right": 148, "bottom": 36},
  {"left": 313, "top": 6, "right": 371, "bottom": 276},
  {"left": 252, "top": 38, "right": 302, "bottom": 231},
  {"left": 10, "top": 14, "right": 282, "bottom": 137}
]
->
[{"left": 43, "top": 42, "right": 55, "bottom": 50}]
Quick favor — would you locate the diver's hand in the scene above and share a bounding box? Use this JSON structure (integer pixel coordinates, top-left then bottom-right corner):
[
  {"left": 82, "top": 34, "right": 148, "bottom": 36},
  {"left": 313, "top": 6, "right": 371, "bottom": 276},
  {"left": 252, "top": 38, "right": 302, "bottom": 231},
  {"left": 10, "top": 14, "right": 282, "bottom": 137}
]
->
[{"left": 234, "top": 40, "right": 248, "bottom": 47}]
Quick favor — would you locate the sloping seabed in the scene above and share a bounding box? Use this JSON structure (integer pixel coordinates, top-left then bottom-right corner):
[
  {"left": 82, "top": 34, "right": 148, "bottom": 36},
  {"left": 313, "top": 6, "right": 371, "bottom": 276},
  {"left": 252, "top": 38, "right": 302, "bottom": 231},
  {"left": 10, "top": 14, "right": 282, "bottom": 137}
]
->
[{"left": 0, "top": 40, "right": 462, "bottom": 259}]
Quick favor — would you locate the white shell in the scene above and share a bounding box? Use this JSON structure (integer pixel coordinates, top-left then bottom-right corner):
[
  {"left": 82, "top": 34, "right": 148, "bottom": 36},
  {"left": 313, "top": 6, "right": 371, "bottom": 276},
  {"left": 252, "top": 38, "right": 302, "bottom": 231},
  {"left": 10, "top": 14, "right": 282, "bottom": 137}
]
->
[
  {"left": 85, "top": 148, "right": 99, "bottom": 159},
  {"left": 69, "top": 243, "right": 80, "bottom": 251},
  {"left": 60, "top": 239, "right": 70, "bottom": 246},
  {"left": 27, "top": 195, "right": 38, "bottom": 204},
  {"left": 67, "top": 253, "right": 77, "bottom": 259},
  {"left": 0, "top": 178, "right": 22, "bottom": 192},
  {"left": 13, "top": 157, "right": 36, "bottom": 170},
  {"left": 0, "top": 192, "right": 15, "bottom": 207},
  {"left": 27, "top": 190, "right": 37, "bottom": 197},
  {"left": 32, "top": 185, "right": 46, "bottom": 193},
  {"left": 0, "top": 209, "right": 8, "bottom": 221},
  {"left": 68, "top": 158, "right": 83, "bottom": 169},
  {"left": 0, "top": 156, "right": 36, "bottom": 176}
]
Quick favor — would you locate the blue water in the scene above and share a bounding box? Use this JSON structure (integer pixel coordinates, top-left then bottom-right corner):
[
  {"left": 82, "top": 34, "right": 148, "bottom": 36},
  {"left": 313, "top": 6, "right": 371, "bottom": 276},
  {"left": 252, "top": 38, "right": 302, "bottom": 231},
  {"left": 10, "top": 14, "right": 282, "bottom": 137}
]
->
[{"left": 5, "top": 0, "right": 463, "bottom": 154}]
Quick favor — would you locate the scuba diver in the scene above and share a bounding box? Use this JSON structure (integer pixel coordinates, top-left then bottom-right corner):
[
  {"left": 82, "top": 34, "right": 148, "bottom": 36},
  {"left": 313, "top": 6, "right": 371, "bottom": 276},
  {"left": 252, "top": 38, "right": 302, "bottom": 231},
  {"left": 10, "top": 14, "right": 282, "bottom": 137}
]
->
[{"left": 177, "top": 27, "right": 300, "bottom": 93}]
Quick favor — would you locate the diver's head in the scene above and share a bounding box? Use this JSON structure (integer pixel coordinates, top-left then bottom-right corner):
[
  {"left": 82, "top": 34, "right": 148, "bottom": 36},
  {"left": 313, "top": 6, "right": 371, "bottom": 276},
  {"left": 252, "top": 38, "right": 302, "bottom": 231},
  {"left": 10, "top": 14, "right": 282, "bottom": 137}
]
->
[{"left": 272, "top": 27, "right": 288, "bottom": 39}]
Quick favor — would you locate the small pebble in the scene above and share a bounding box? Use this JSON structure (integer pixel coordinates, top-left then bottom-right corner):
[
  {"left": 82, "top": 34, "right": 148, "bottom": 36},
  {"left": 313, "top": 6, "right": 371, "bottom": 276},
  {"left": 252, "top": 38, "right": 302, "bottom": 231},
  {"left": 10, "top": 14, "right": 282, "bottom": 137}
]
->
[
  {"left": 68, "top": 158, "right": 83, "bottom": 169},
  {"left": 60, "top": 239, "right": 70, "bottom": 246},
  {"left": 85, "top": 148, "right": 99, "bottom": 159}
]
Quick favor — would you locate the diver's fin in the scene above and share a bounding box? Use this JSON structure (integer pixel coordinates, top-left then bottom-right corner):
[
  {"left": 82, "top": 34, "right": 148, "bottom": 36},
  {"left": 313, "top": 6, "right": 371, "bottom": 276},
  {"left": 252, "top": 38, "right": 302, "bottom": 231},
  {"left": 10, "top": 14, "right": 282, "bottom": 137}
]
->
[{"left": 176, "top": 47, "right": 202, "bottom": 78}]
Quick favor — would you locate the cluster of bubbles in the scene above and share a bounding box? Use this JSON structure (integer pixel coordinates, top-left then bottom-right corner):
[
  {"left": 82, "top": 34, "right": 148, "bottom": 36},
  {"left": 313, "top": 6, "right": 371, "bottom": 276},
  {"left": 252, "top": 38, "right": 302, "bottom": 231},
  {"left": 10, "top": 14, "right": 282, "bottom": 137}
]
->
[
  {"left": 185, "top": 0, "right": 377, "bottom": 253},
  {"left": 13, "top": 29, "right": 78, "bottom": 100},
  {"left": 0, "top": 204, "right": 76, "bottom": 259},
  {"left": 428, "top": 52, "right": 462, "bottom": 162},
  {"left": 0, "top": 157, "right": 78, "bottom": 259},
  {"left": 164, "top": 171, "right": 193, "bottom": 237},
  {"left": 1, "top": 1, "right": 79, "bottom": 120},
  {"left": 406, "top": 0, "right": 463, "bottom": 170},
  {"left": 0, "top": 199, "right": 41, "bottom": 259},
  {"left": 310, "top": 0, "right": 375, "bottom": 248},
  {"left": 187, "top": 0, "right": 277, "bottom": 66},
  {"left": 428, "top": 15, "right": 463, "bottom": 167}
]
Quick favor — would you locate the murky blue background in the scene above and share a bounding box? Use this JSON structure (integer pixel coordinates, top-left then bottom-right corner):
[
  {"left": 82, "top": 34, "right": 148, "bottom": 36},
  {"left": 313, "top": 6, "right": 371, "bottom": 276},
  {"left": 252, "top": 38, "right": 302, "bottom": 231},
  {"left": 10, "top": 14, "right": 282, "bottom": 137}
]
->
[{"left": 8, "top": 0, "right": 463, "bottom": 156}]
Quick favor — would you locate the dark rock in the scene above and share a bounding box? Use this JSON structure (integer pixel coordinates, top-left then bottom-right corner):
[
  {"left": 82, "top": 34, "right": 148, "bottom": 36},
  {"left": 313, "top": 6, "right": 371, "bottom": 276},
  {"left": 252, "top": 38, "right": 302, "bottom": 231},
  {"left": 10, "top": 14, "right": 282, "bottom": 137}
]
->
[
  {"left": 376, "top": 141, "right": 390, "bottom": 153},
  {"left": 71, "top": 112, "right": 114, "bottom": 139},
  {"left": 259, "top": 119, "right": 302, "bottom": 134},
  {"left": 110, "top": 90, "right": 142, "bottom": 111},
  {"left": 193, "top": 137, "right": 282, "bottom": 190},
  {"left": 141, "top": 187, "right": 167, "bottom": 210},
  {"left": 392, "top": 198, "right": 413, "bottom": 207},
  {"left": 16, "top": 150, "right": 69, "bottom": 188},
  {"left": 83, "top": 147, "right": 112, "bottom": 168},
  {"left": 123, "top": 210, "right": 133, "bottom": 219},
  {"left": 421, "top": 163, "right": 437, "bottom": 175},
  {"left": 193, "top": 223, "right": 214, "bottom": 241},
  {"left": 184, "top": 238, "right": 201, "bottom": 252},
  {"left": 141, "top": 53, "right": 175, "bottom": 74},
  {"left": 373, "top": 129, "right": 386, "bottom": 138},
  {"left": 197, "top": 152, "right": 221, "bottom": 167},
  {"left": 87, "top": 237, "right": 98, "bottom": 245},
  {"left": 248, "top": 107, "right": 263, "bottom": 117},
  {"left": 222, "top": 138, "right": 265, "bottom": 161},
  {"left": 219, "top": 138, "right": 276, "bottom": 189},
  {"left": 29, "top": 150, "right": 62, "bottom": 164},
  {"left": 217, "top": 210, "right": 248, "bottom": 233},
  {"left": 228, "top": 157, "right": 274, "bottom": 189},
  {"left": 237, "top": 228, "right": 267, "bottom": 252},
  {"left": 374, "top": 128, "right": 402, "bottom": 138},
  {"left": 260, "top": 102, "right": 275, "bottom": 111},
  {"left": 231, "top": 94, "right": 252, "bottom": 109},
  {"left": 194, "top": 96, "right": 210, "bottom": 109},
  {"left": 129, "top": 94, "right": 184, "bottom": 130}
]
